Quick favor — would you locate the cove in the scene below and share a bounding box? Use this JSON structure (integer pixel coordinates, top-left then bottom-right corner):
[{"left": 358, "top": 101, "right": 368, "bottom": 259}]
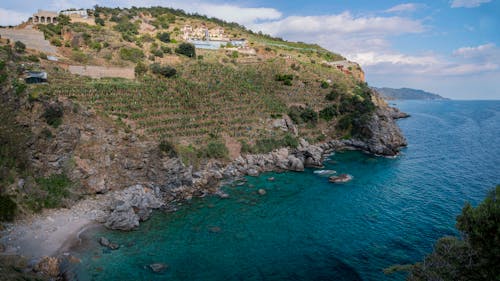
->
[{"left": 68, "top": 100, "right": 500, "bottom": 281}]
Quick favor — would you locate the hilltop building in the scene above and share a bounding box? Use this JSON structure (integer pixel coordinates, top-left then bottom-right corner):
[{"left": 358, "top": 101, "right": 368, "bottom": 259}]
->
[
  {"left": 29, "top": 10, "right": 59, "bottom": 24},
  {"left": 60, "top": 9, "right": 88, "bottom": 18},
  {"left": 182, "top": 24, "right": 229, "bottom": 41},
  {"left": 28, "top": 9, "right": 94, "bottom": 25}
]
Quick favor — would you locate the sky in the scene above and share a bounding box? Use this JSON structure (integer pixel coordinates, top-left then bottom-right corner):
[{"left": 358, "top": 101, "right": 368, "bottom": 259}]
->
[{"left": 1, "top": 1, "right": 499, "bottom": 99}]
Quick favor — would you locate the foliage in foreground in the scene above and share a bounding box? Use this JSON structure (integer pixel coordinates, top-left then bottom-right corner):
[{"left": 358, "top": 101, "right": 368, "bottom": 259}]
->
[{"left": 388, "top": 186, "right": 500, "bottom": 281}]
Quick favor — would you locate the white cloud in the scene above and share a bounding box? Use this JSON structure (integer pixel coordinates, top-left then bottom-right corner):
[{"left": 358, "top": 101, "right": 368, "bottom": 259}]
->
[
  {"left": 0, "top": 8, "right": 31, "bottom": 26},
  {"left": 385, "top": 3, "right": 419, "bottom": 13},
  {"left": 450, "top": 0, "right": 492, "bottom": 8},
  {"left": 453, "top": 43, "right": 498, "bottom": 59},
  {"left": 251, "top": 12, "right": 425, "bottom": 38}
]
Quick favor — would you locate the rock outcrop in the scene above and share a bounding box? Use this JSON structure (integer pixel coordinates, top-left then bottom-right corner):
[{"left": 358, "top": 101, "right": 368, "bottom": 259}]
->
[{"left": 104, "top": 185, "right": 163, "bottom": 231}]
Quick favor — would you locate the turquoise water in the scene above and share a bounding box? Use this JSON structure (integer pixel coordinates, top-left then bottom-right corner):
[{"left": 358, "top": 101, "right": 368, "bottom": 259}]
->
[{"left": 70, "top": 100, "right": 500, "bottom": 281}]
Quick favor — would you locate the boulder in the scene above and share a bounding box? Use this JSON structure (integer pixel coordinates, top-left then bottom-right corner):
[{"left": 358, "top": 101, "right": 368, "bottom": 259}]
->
[
  {"left": 258, "top": 189, "right": 267, "bottom": 195},
  {"left": 105, "top": 201, "right": 140, "bottom": 231},
  {"left": 287, "top": 155, "right": 304, "bottom": 172},
  {"left": 99, "top": 237, "right": 110, "bottom": 247}
]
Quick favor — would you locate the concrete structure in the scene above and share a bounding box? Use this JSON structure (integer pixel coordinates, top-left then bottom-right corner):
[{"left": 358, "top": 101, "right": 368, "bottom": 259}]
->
[
  {"left": 61, "top": 9, "right": 88, "bottom": 18},
  {"left": 0, "top": 28, "right": 57, "bottom": 54},
  {"left": 25, "top": 71, "right": 47, "bottom": 84},
  {"left": 30, "top": 10, "right": 58, "bottom": 24},
  {"left": 68, "top": 65, "right": 135, "bottom": 80},
  {"left": 182, "top": 24, "right": 229, "bottom": 41}
]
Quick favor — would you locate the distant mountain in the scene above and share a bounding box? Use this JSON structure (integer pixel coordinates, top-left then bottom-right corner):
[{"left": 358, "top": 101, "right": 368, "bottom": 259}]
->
[{"left": 372, "top": 87, "right": 448, "bottom": 100}]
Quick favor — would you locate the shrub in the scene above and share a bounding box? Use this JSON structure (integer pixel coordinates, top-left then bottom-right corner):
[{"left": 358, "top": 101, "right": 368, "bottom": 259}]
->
[
  {"left": 275, "top": 74, "right": 293, "bottom": 86},
  {"left": 39, "top": 52, "right": 48, "bottom": 59},
  {"left": 159, "top": 138, "right": 177, "bottom": 157},
  {"left": 90, "top": 41, "right": 102, "bottom": 51},
  {"left": 320, "top": 81, "right": 329, "bottom": 89},
  {"left": 175, "top": 42, "right": 196, "bottom": 58},
  {"left": 35, "top": 174, "right": 72, "bottom": 209},
  {"left": 152, "top": 49, "right": 163, "bottom": 58},
  {"left": 95, "top": 17, "right": 105, "bottom": 26},
  {"left": 231, "top": 51, "right": 239, "bottom": 58},
  {"left": 14, "top": 41, "right": 26, "bottom": 53},
  {"left": 326, "top": 90, "right": 339, "bottom": 101},
  {"left": 50, "top": 37, "right": 62, "bottom": 47},
  {"left": 0, "top": 195, "right": 17, "bottom": 221},
  {"left": 161, "top": 46, "right": 172, "bottom": 54},
  {"left": 71, "top": 50, "right": 89, "bottom": 63},
  {"left": 119, "top": 47, "right": 144, "bottom": 63},
  {"left": 300, "top": 107, "right": 318, "bottom": 124},
  {"left": 134, "top": 62, "right": 148, "bottom": 77},
  {"left": 42, "top": 103, "right": 64, "bottom": 128},
  {"left": 319, "top": 105, "right": 338, "bottom": 121},
  {"left": 26, "top": 54, "right": 40, "bottom": 62},
  {"left": 199, "top": 141, "right": 228, "bottom": 159},
  {"left": 150, "top": 63, "right": 177, "bottom": 78},
  {"left": 156, "top": 32, "right": 170, "bottom": 43}
]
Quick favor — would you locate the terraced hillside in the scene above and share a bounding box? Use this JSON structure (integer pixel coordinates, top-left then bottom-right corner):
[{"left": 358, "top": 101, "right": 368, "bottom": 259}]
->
[{"left": 14, "top": 6, "right": 374, "bottom": 161}]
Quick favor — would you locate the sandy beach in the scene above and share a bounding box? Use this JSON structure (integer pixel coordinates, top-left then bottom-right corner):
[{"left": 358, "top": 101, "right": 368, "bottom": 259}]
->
[{"left": 0, "top": 195, "right": 110, "bottom": 260}]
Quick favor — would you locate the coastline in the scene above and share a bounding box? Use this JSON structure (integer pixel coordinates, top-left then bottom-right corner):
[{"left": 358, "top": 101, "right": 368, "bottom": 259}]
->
[{"left": 0, "top": 140, "right": 403, "bottom": 263}]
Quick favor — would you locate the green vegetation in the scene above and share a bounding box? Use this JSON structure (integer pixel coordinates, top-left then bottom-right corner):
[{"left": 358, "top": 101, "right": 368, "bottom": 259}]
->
[
  {"left": 247, "top": 133, "right": 299, "bottom": 154},
  {"left": 288, "top": 106, "right": 318, "bottom": 125},
  {"left": 42, "top": 103, "right": 64, "bottom": 128},
  {"left": 31, "top": 174, "right": 72, "bottom": 209},
  {"left": 275, "top": 74, "right": 293, "bottom": 86},
  {"left": 319, "top": 105, "right": 338, "bottom": 121},
  {"left": 119, "top": 47, "right": 145, "bottom": 62},
  {"left": 387, "top": 186, "right": 500, "bottom": 281},
  {"left": 156, "top": 32, "right": 171, "bottom": 43},
  {"left": 150, "top": 63, "right": 177, "bottom": 78},
  {"left": 0, "top": 195, "right": 17, "bottom": 221},
  {"left": 175, "top": 43, "right": 196, "bottom": 58},
  {"left": 134, "top": 62, "right": 148, "bottom": 77},
  {"left": 14, "top": 41, "right": 26, "bottom": 53},
  {"left": 199, "top": 141, "right": 229, "bottom": 159},
  {"left": 159, "top": 138, "right": 177, "bottom": 157}
]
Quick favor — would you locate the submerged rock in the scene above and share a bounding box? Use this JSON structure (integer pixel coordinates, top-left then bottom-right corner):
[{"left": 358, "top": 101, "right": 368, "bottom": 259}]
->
[
  {"left": 258, "top": 189, "right": 267, "bottom": 196},
  {"left": 329, "top": 174, "right": 353, "bottom": 183},
  {"left": 149, "top": 263, "right": 168, "bottom": 273}
]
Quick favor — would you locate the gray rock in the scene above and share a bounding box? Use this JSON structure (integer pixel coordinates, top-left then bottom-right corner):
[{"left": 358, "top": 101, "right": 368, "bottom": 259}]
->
[
  {"left": 287, "top": 155, "right": 304, "bottom": 172},
  {"left": 149, "top": 263, "right": 168, "bottom": 273},
  {"left": 247, "top": 168, "right": 259, "bottom": 177},
  {"left": 99, "top": 237, "right": 110, "bottom": 247},
  {"left": 258, "top": 189, "right": 267, "bottom": 195},
  {"left": 104, "top": 201, "right": 139, "bottom": 231}
]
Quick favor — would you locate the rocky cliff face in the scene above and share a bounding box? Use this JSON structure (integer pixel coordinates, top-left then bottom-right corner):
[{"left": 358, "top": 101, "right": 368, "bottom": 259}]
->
[{"left": 347, "top": 91, "right": 408, "bottom": 156}]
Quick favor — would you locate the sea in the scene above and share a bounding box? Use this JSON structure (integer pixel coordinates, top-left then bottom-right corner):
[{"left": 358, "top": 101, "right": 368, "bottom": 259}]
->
[{"left": 68, "top": 100, "right": 500, "bottom": 281}]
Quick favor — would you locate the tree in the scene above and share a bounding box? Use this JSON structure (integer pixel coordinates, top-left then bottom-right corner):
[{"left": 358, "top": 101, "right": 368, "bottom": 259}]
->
[
  {"left": 14, "top": 41, "right": 26, "bottom": 53},
  {"left": 156, "top": 32, "right": 170, "bottom": 43},
  {"left": 95, "top": 17, "right": 105, "bottom": 26},
  {"left": 403, "top": 186, "right": 500, "bottom": 281},
  {"left": 175, "top": 43, "right": 196, "bottom": 58}
]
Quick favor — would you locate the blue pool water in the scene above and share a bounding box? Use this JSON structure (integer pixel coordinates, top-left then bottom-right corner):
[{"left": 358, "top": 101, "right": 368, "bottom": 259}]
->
[{"left": 70, "top": 100, "right": 500, "bottom": 281}]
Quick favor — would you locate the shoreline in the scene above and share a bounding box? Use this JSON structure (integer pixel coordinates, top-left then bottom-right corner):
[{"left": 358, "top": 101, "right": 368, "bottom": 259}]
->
[{"left": 0, "top": 137, "right": 406, "bottom": 268}]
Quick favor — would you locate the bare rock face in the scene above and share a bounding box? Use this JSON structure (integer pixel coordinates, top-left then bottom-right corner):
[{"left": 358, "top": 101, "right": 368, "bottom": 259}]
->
[
  {"left": 354, "top": 107, "right": 408, "bottom": 156},
  {"left": 104, "top": 185, "right": 163, "bottom": 231},
  {"left": 288, "top": 155, "right": 304, "bottom": 172}
]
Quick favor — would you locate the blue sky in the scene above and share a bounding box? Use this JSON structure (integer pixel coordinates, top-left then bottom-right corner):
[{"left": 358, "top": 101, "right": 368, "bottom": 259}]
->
[{"left": 1, "top": 0, "right": 499, "bottom": 99}]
